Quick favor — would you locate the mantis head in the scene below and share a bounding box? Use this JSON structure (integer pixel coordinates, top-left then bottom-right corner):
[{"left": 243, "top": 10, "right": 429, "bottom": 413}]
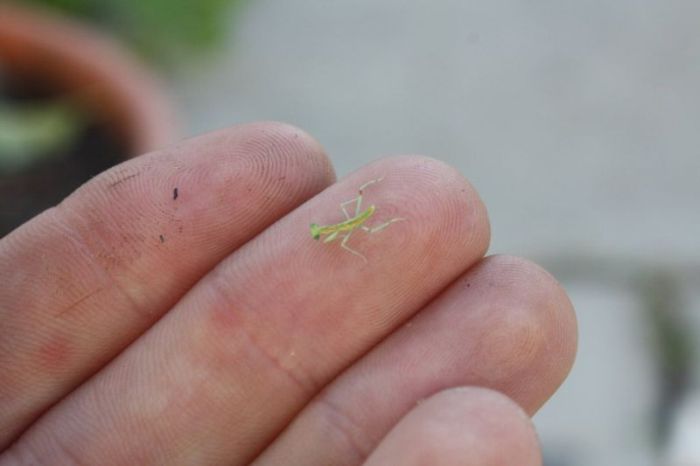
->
[{"left": 310, "top": 223, "right": 321, "bottom": 240}]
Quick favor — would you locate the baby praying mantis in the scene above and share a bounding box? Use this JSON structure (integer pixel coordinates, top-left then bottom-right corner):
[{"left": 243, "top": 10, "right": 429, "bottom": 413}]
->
[{"left": 310, "top": 177, "right": 405, "bottom": 262}]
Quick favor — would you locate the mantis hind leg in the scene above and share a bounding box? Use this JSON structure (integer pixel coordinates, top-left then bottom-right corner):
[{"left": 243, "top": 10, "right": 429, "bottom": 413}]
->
[
  {"left": 362, "top": 217, "right": 406, "bottom": 234},
  {"left": 340, "top": 232, "right": 367, "bottom": 263}
]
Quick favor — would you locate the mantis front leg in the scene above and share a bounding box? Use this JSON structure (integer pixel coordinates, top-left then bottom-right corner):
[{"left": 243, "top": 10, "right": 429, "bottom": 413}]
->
[{"left": 340, "top": 196, "right": 362, "bottom": 220}]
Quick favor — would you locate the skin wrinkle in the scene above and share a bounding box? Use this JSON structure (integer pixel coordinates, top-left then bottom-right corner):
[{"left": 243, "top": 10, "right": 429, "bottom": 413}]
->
[
  {"left": 98, "top": 162, "right": 156, "bottom": 206},
  {"left": 313, "top": 396, "right": 371, "bottom": 463},
  {"left": 49, "top": 434, "right": 89, "bottom": 466},
  {"left": 2, "top": 445, "right": 36, "bottom": 466},
  {"left": 53, "top": 286, "right": 105, "bottom": 319},
  {"left": 62, "top": 164, "right": 161, "bottom": 272},
  {"left": 206, "top": 273, "right": 319, "bottom": 395},
  {"left": 52, "top": 201, "right": 149, "bottom": 321},
  {"left": 106, "top": 172, "right": 140, "bottom": 188},
  {"left": 2, "top": 209, "right": 95, "bottom": 317},
  {"left": 131, "top": 372, "right": 210, "bottom": 462},
  {"left": 65, "top": 338, "right": 193, "bottom": 466}
]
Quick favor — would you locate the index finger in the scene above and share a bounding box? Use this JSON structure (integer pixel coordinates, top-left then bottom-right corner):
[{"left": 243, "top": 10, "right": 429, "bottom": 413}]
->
[{"left": 0, "top": 122, "right": 334, "bottom": 448}]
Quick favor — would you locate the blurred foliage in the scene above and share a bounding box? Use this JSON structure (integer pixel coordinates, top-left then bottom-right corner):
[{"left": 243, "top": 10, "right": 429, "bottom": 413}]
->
[
  {"left": 18, "top": 0, "right": 249, "bottom": 65},
  {"left": 0, "top": 100, "right": 84, "bottom": 173},
  {"left": 639, "top": 268, "right": 695, "bottom": 447}
]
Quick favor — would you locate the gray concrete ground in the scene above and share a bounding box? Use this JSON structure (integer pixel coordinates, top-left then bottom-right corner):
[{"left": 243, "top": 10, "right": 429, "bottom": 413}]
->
[
  {"left": 536, "top": 282, "right": 657, "bottom": 466},
  {"left": 172, "top": 1, "right": 700, "bottom": 463}
]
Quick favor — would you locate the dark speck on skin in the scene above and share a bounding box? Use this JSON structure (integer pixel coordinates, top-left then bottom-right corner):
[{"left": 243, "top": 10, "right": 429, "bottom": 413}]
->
[
  {"left": 159, "top": 234, "right": 165, "bottom": 243},
  {"left": 173, "top": 188, "right": 179, "bottom": 200}
]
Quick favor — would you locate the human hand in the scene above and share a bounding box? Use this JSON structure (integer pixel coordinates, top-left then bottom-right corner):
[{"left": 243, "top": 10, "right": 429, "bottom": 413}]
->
[{"left": 0, "top": 122, "right": 577, "bottom": 465}]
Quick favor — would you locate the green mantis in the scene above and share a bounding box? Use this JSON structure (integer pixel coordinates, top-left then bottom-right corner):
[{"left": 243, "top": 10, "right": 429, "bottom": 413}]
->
[{"left": 310, "top": 178, "right": 405, "bottom": 262}]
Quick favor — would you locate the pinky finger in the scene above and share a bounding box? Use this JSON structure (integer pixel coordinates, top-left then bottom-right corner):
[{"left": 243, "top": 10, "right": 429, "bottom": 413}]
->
[{"left": 363, "top": 387, "right": 541, "bottom": 466}]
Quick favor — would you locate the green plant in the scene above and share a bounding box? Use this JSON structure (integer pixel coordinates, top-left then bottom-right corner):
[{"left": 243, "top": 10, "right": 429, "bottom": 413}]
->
[
  {"left": 0, "top": 98, "right": 83, "bottom": 173},
  {"left": 2, "top": 0, "right": 248, "bottom": 170},
  {"left": 19, "top": 0, "right": 249, "bottom": 64}
]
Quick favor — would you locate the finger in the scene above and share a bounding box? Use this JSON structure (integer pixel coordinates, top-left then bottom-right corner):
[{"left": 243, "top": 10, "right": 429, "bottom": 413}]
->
[
  {"left": 0, "top": 122, "right": 334, "bottom": 448},
  {"left": 255, "top": 255, "right": 576, "bottom": 465},
  {"left": 363, "top": 387, "right": 542, "bottom": 466},
  {"left": 3, "top": 156, "right": 490, "bottom": 465}
]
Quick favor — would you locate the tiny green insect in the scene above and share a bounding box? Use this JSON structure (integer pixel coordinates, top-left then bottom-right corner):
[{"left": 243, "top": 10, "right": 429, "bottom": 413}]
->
[{"left": 310, "top": 177, "right": 405, "bottom": 262}]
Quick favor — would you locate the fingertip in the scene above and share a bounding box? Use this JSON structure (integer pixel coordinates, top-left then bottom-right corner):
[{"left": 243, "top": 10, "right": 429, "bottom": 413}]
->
[
  {"left": 349, "top": 154, "right": 491, "bottom": 265},
  {"left": 466, "top": 255, "right": 578, "bottom": 413},
  {"left": 364, "top": 386, "right": 541, "bottom": 466},
  {"left": 228, "top": 121, "right": 336, "bottom": 187}
]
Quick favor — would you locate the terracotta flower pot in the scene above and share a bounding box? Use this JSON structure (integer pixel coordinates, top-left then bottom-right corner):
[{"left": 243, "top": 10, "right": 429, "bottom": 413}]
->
[
  {"left": 0, "top": 2, "right": 179, "bottom": 235},
  {"left": 0, "top": 2, "right": 178, "bottom": 155}
]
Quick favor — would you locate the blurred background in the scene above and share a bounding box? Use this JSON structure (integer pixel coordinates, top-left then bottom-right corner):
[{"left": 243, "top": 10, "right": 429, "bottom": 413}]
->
[{"left": 2, "top": 1, "right": 700, "bottom": 464}]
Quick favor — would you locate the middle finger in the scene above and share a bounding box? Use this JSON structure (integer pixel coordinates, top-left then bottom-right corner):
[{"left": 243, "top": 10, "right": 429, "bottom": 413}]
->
[{"left": 6, "top": 156, "right": 490, "bottom": 465}]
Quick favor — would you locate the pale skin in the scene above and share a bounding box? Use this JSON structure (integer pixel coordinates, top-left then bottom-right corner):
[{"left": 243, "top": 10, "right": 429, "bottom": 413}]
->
[{"left": 0, "top": 122, "right": 577, "bottom": 465}]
